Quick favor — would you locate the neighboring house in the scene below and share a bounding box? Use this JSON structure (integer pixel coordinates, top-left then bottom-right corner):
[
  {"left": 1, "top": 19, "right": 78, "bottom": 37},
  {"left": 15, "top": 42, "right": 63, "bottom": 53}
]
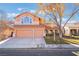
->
[
  {"left": 2, "top": 27, "right": 14, "bottom": 38},
  {"left": 64, "top": 23, "right": 79, "bottom": 36},
  {"left": 44, "top": 23, "right": 59, "bottom": 34},
  {"left": 14, "top": 12, "right": 45, "bottom": 38},
  {"left": 0, "top": 20, "right": 14, "bottom": 38},
  {"left": 44, "top": 22, "right": 79, "bottom": 36}
]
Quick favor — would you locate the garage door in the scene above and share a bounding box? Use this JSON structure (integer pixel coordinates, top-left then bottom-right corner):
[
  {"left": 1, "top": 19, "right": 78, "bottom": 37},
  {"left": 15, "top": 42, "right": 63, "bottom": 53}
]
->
[
  {"left": 16, "top": 30, "right": 33, "bottom": 38},
  {"left": 16, "top": 29, "right": 44, "bottom": 38}
]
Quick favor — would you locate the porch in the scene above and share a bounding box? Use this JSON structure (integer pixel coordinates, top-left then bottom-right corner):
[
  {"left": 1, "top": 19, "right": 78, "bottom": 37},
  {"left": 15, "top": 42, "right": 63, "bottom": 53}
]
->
[{"left": 70, "top": 29, "right": 79, "bottom": 36}]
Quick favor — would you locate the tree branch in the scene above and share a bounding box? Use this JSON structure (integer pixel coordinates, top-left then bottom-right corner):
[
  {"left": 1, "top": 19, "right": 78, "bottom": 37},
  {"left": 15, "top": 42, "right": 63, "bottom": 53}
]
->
[{"left": 63, "top": 8, "right": 79, "bottom": 27}]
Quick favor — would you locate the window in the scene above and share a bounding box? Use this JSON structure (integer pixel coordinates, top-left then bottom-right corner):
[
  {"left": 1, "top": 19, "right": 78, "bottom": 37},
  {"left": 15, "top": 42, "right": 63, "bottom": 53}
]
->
[{"left": 21, "top": 16, "right": 32, "bottom": 24}]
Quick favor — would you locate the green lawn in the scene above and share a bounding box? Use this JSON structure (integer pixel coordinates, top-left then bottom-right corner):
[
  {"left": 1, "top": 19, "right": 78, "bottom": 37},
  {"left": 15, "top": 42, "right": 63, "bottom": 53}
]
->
[
  {"left": 64, "top": 39, "right": 79, "bottom": 44},
  {"left": 44, "top": 35, "right": 68, "bottom": 44},
  {"left": 72, "top": 35, "right": 79, "bottom": 39},
  {"left": 44, "top": 35, "right": 79, "bottom": 44}
]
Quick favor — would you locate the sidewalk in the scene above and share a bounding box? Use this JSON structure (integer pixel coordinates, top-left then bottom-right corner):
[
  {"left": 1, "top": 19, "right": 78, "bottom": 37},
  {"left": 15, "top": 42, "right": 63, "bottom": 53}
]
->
[{"left": 43, "top": 44, "right": 79, "bottom": 48}]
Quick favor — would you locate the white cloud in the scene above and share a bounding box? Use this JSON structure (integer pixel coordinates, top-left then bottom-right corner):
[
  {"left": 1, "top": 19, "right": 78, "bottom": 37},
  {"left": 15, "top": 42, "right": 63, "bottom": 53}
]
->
[
  {"left": 30, "top": 10, "right": 35, "bottom": 13},
  {"left": 68, "top": 20, "right": 78, "bottom": 23},
  {"left": 38, "top": 10, "right": 45, "bottom": 15},
  {"left": 61, "top": 18, "right": 79, "bottom": 26},
  {"left": 17, "top": 8, "right": 24, "bottom": 11},
  {"left": 62, "top": 18, "right": 67, "bottom": 23},
  {"left": 63, "top": 18, "right": 78, "bottom": 23},
  {"left": 17, "top": 8, "right": 36, "bottom": 13},
  {"left": 7, "top": 13, "right": 19, "bottom": 18}
]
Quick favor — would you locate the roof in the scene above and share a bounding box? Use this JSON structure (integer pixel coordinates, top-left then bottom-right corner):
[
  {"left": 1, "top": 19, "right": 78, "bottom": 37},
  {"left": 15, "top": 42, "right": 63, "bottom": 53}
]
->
[
  {"left": 65, "top": 23, "right": 79, "bottom": 28},
  {"left": 44, "top": 23, "right": 58, "bottom": 30},
  {"left": 15, "top": 12, "right": 37, "bottom": 18}
]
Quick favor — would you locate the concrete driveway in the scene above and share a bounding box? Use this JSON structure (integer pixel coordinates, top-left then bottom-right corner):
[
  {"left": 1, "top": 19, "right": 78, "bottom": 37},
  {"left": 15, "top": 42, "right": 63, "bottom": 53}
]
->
[{"left": 0, "top": 37, "right": 46, "bottom": 48}]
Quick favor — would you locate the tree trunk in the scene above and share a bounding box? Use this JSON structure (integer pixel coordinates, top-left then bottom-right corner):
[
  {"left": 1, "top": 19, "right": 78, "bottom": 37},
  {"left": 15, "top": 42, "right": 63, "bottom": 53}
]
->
[
  {"left": 53, "top": 30, "right": 56, "bottom": 41},
  {"left": 59, "top": 30, "right": 63, "bottom": 44},
  {"left": 59, "top": 32, "right": 63, "bottom": 39}
]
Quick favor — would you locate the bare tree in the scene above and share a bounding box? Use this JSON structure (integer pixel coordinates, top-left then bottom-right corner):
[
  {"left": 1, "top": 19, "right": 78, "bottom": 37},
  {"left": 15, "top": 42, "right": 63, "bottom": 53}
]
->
[{"left": 37, "top": 3, "right": 79, "bottom": 41}]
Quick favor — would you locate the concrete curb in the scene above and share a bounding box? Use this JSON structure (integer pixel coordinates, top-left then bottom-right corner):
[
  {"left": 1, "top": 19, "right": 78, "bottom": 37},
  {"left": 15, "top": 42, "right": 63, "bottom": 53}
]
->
[
  {"left": 44, "top": 44, "right": 79, "bottom": 48},
  {"left": 0, "top": 38, "right": 11, "bottom": 44}
]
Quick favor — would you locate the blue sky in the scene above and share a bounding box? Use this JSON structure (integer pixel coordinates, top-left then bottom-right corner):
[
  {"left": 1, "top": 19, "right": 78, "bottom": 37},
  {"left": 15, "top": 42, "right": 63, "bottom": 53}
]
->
[
  {"left": 0, "top": 3, "right": 38, "bottom": 21},
  {"left": 0, "top": 3, "right": 38, "bottom": 13},
  {"left": 0, "top": 3, "right": 79, "bottom": 23}
]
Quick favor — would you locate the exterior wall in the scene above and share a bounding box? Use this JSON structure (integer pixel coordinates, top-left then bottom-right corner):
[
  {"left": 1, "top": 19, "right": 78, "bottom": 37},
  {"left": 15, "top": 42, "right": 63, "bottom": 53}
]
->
[
  {"left": 64, "top": 26, "right": 79, "bottom": 36},
  {"left": 34, "top": 27, "right": 45, "bottom": 38},
  {"left": 65, "top": 23, "right": 79, "bottom": 36},
  {"left": 64, "top": 27, "right": 70, "bottom": 36}
]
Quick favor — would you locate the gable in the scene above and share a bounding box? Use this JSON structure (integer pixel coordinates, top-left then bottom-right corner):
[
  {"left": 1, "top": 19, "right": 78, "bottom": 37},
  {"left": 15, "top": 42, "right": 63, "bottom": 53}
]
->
[{"left": 15, "top": 12, "right": 40, "bottom": 25}]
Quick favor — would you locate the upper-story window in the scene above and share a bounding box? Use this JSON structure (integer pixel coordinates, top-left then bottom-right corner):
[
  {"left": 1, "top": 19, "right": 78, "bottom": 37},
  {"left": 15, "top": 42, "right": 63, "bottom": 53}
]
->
[{"left": 21, "top": 16, "right": 32, "bottom": 24}]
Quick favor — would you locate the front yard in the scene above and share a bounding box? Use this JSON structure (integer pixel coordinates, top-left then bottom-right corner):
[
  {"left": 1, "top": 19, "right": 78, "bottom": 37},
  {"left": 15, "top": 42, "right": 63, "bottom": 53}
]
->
[
  {"left": 44, "top": 35, "right": 68, "bottom": 44},
  {"left": 44, "top": 35, "right": 79, "bottom": 44},
  {"left": 64, "top": 39, "right": 79, "bottom": 44}
]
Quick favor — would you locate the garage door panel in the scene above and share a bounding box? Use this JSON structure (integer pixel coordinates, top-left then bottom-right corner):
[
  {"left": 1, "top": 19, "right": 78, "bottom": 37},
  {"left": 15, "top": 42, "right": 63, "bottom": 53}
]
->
[{"left": 16, "top": 30, "right": 33, "bottom": 38}]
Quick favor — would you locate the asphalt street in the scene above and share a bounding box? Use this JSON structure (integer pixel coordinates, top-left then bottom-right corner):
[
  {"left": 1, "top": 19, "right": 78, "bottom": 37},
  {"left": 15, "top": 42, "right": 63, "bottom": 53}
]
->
[{"left": 0, "top": 48, "right": 79, "bottom": 56}]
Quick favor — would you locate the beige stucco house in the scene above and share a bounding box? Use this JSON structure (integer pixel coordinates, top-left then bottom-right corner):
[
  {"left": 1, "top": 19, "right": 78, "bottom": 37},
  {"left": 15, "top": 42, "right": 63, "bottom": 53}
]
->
[{"left": 64, "top": 23, "right": 79, "bottom": 36}]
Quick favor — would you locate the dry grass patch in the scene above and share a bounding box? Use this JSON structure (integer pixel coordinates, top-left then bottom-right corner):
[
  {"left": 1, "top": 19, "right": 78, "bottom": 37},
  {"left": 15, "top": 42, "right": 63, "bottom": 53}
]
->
[{"left": 64, "top": 39, "right": 79, "bottom": 44}]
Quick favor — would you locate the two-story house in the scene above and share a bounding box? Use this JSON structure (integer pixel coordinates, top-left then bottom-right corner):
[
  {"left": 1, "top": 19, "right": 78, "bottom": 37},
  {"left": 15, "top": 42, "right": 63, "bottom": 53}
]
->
[{"left": 14, "top": 12, "right": 45, "bottom": 39}]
